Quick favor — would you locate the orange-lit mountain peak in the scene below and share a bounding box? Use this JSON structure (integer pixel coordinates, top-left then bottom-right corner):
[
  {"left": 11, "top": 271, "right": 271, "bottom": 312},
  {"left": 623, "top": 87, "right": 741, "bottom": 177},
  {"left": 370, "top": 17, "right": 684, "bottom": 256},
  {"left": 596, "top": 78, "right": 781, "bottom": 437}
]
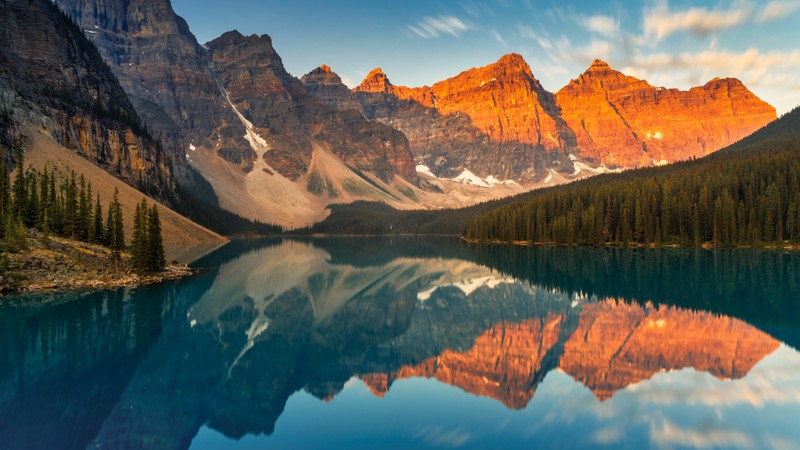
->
[
  {"left": 559, "top": 300, "right": 781, "bottom": 401},
  {"left": 587, "top": 58, "right": 612, "bottom": 72},
  {"left": 355, "top": 67, "right": 394, "bottom": 93}
]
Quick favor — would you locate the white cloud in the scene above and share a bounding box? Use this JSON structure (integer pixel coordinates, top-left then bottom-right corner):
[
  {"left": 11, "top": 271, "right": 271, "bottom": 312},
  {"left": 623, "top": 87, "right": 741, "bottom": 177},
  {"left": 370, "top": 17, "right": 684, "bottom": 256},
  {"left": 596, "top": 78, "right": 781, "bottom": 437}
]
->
[
  {"left": 414, "top": 425, "right": 473, "bottom": 448},
  {"left": 643, "top": 1, "right": 800, "bottom": 42},
  {"left": 651, "top": 419, "right": 754, "bottom": 449},
  {"left": 408, "top": 15, "right": 474, "bottom": 39},
  {"left": 629, "top": 48, "right": 800, "bottom": 77},
  {"left": 490, "top": 29, "right": 508, "bottom": 47},
  {"left": 756, "top": 1, "right": 800, "bottom": 23},
  {"left": 643, "top": 2, "right": 748, "bottom": 42},
  {"left": 518, "top": 25, "right": 571, "bottom": 55},
  {"left": 581, "top": 15, "right": 619, "bottom": 37}
]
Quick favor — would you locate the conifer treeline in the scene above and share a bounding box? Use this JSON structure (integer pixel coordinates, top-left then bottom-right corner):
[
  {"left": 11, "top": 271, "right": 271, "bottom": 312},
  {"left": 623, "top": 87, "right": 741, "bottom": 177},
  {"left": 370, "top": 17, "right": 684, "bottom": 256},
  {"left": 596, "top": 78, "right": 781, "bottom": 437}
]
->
[
  {"left": 464, "top": 107, "right": 800, "bottom": 247},
  {"left": 131, "top": 198, "right": 165, "bottom": 274},
  {"left": 0, "top": 148, "right": 165, "bottom": 271}
]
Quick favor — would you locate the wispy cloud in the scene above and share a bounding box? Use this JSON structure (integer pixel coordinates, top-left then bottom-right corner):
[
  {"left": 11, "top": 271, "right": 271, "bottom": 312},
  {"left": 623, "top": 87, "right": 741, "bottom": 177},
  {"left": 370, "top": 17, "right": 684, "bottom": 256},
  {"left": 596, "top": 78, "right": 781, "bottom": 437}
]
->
[
  {"left": 490, "top": 29, "right": 508, "bottom": 47},
  {"left": 518, "top": 25, "right": 567, "bottom": 52},
  {"left": 643, "top": 2, "right": 748, "bottom": 42},
  {"left": 580, "top": 15, "right": 619, "bottom": 37},
  {"left": 644, "top": 1, "right": 800, "bottom": 42},
  {"left": 519, "top": 24, "right": 613, "bottom": 67},
  {"left": 414, "top": 425, "right": 473, "bottom": 448},
  {"left": 756, "top": 1, "right": 800, "bottom": 24},
  {"left": 651, "top": 419, "right": 754, "bottom": 449},
  {"left": 408, "top": 15, "right": 474, "bottom": 39},
  {"left": 628, "top": 48, "right": 800, "bottom": 79}
]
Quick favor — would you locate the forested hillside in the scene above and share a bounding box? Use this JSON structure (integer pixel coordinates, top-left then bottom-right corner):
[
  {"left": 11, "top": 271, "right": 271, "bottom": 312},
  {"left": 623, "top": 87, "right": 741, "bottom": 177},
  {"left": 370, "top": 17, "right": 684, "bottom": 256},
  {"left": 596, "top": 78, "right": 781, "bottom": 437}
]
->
[{"left": 464, "top": 107, "right": 800, "bottom": 247}]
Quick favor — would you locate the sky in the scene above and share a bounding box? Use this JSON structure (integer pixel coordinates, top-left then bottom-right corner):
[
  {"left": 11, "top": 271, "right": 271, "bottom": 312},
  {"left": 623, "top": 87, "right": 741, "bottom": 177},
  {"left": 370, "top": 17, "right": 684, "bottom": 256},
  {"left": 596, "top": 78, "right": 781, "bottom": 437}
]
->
[{"left": 172, "top": 0, "right": 800, "bottom": 114}]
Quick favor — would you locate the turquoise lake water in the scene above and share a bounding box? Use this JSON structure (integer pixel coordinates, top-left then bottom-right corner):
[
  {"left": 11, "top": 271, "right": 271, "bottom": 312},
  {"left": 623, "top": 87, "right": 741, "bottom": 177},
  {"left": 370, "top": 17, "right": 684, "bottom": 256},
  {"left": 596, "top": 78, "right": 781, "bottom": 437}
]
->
[{"left": 1, "top": 238, "right": 799, "bottom": 449}]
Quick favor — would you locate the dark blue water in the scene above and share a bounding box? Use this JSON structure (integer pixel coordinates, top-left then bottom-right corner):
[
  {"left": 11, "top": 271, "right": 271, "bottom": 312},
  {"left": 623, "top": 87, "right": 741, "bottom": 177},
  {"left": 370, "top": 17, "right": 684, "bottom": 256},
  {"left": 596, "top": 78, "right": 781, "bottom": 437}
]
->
[{"left": 1, "top": 238, "right": 799, "bottom": 449}]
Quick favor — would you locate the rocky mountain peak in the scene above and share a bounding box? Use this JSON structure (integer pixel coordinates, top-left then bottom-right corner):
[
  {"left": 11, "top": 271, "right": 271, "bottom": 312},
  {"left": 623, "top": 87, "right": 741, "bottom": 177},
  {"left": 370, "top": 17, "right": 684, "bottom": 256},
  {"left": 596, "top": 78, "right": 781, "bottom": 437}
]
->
[
  {"left": 207, "top": 30, "right": 276, "bottom": 56},
  {"left": 486, "top": 53, "right": 535, "bottom": 78},
  {"left": 367, "top": 67, "right": 387, "bottom": 77},
  {"left": 302, "top": 65, "right": 343, "bottom": 83},
  {"left": 355, "top": 68, "right": 395, "bottom": 94},
  {"left": 495, "top": 53, "right": 528, "bottom": 69},
  {"left": 301, "top": 65, "right": 348, "bottom": 94},
  {"left": 555, "top": 61, "right": 776, "bottom": 168},
  {"left": 587, "top": 59, "right": 612, "bottom": 72},
  {"left": 702, "top": 76, "right": 746, "bottom": 90}
]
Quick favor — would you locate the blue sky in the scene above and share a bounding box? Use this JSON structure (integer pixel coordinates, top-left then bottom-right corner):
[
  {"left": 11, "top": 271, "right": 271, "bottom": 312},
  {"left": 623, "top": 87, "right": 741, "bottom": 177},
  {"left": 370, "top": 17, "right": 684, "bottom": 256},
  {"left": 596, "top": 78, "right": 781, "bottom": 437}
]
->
[{"left": 172, "top": 0, "right": 800, "bottom": 114}]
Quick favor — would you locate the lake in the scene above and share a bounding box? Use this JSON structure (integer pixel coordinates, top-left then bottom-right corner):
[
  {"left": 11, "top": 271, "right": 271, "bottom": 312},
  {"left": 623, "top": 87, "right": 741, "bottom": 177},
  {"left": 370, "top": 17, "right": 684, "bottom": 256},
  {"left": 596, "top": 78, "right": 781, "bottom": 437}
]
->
[{"left": 1, "top": 238, "right": 799, "bottom": 449}]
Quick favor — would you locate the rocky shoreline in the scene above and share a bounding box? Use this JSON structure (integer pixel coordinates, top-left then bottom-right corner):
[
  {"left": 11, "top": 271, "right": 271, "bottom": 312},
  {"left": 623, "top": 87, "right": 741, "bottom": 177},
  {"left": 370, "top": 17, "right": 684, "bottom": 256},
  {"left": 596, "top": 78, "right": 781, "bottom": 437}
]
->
[
  {"left": 0, "top": 233, "right": 197, "bottom": 297},
  {"left": 14, "top": 264, "right": 195, "bottom": 294}
]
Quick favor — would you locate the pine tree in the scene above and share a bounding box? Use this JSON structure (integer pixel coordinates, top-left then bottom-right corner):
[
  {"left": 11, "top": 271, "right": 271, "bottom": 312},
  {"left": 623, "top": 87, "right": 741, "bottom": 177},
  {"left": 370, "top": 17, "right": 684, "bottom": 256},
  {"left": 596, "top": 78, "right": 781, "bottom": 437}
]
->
[
  {"left": 86, "top": 182, "right": 95, "bottom": 243},
  {"left": 93, "top": 193, "right": 104, "bottom": 245},
  {"left": 76, "top": 175, "right": 88, "bottom": 241},
  {"left": 106, "top": 188, "right": 124, "bottom": 264},
  {"left": 26, "top": 170, "right": 38, "bottom": 228},
  {"left": 147, "top": 203, "right": 165, "bottom": 272},
  {"left": 131, "top": 198, "right": 150, "bottom": 274},
  {"left": 37, "top": 167, "right": 49, "bottom": 232},
  {"left": 48, "top": 172, "right": 59, "bottom": 235},
  {"left": 0, "top": 156, "right": 9, "bottom": 223},
  {"left": 11, "top": 149, "right": 26, "bottom": 220},
  {"left": 3, "top": 214, "right": 18, "bottom": 252},
  {"left": 64, "top": 171, "right": 77, "bottom": 238}
]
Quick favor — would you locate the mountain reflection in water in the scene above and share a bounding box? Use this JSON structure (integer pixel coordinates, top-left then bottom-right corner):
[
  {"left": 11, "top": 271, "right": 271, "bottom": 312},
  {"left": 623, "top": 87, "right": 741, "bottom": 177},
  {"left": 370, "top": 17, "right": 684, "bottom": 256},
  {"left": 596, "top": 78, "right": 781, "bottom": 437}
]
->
[{"left": 0, "top": 238, "right": 798, "bottom": 450}]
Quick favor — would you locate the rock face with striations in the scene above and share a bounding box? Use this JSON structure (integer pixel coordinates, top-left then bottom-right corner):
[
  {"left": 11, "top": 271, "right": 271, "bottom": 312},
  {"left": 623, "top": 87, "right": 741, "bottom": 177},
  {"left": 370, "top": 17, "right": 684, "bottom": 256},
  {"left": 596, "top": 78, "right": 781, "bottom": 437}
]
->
[
  {"left": 555, "top": 60, "right": 777, "bottom": 167},
  {"left": 559, "top": 300, "right": 780, "bottom": 400},
  {"left": 55, "top": 0, "right": 245, "bottom": 181},
  {"left": 360, "top": 315, "right": 567, "bottom": 409},
  {"left": 305, "top": 55, "right": 776, "bottom": 183},
  {"left": 359, "top": 298, "right": 779, "bottom": 406},
  {"left": 0, "top": 0, "right": 173, "bottom": 197},
  {"left": 58, "top": 0, "right": 417, "bottom": 207},
  {"left": 206, "top": 31, "right": 415, "bottom": 182},
  {"left": 305, "top": 55, "right": 576, "bottom": 182}
]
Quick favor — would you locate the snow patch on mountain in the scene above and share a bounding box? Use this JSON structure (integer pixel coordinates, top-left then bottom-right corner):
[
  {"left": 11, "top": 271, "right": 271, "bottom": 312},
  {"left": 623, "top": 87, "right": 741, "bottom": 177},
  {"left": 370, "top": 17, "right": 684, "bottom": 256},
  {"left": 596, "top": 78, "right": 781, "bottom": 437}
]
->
[
  {"left": 416, "top": 164, "right": 437, "bottom": 178},
  {"left": 417, "top": 275, "right": 516, "bottom": 301},
  {"left": 452, "top": 169, "right": 490, "bottom": 187}
]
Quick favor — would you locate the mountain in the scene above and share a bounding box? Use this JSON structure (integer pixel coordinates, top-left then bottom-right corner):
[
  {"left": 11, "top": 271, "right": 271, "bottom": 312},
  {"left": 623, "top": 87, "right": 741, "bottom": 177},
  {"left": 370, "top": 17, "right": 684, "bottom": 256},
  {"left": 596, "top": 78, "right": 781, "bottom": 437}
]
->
[
  {"left": 200, "top": 30, "right": 415, "bottom": 183},
  {"left": 360, "top": 300, "right": 778, "bottom": 406},
  {"left": 0, "top": 0, "right": 228, "bottom": 255},
  {"left": 304, "top": 54, "right": 579, "bottom": 184},
  {"left": 303, "top": 55, "right": 775, "bottom": 185},
  {"left": 464, "top": 104, "right": 800, "bottom": 246},
  {"left": 53, "top": 0, "right": 240, "bottom": 179},
  {"left": 57, "top": 0, "right": 777, "bottom": 228},
  {"left": 556, "top": 59, "right": 777, "bottom": 167},
  {"left": 0, "top": 0, "right": 173, "bottom": 198},
  {"left": 57, "top": 0, "right": 435, "bottom": 228}
]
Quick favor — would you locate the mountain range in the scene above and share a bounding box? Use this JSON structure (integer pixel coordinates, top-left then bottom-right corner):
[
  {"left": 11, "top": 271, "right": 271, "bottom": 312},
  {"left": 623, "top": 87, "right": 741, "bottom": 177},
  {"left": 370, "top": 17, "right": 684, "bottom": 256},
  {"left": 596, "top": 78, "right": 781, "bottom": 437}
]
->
[{"left": 30, "top": 0, "right": 776, "bottom": 229}]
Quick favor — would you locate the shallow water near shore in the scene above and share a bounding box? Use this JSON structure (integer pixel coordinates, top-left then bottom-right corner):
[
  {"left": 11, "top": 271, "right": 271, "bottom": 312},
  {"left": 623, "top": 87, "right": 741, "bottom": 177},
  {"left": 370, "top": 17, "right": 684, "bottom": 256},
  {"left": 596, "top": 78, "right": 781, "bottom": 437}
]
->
[{"left": 1, "top": 237, "right": 799, "bottom": 449}]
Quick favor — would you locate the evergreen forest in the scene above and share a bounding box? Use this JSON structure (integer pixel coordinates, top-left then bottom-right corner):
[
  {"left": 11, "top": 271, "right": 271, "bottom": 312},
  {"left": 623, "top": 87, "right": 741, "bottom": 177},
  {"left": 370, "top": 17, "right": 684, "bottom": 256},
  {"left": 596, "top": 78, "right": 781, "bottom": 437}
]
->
[
  {"left": 0, "top": 147, "right": 165, "bottom": 274},
  {"left": 463, "top": 107, "right": 800, "bottom": 247}
]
